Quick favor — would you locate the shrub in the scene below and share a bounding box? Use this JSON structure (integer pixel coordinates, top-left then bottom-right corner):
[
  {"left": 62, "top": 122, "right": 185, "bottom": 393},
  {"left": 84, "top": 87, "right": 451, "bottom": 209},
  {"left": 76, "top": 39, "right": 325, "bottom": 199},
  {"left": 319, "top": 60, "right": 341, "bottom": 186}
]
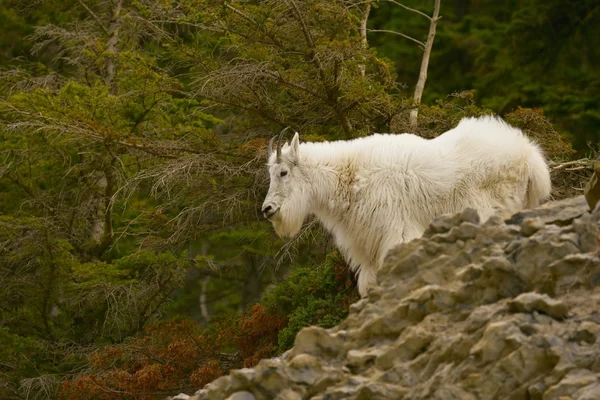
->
[
  {"left": 59, "top": 252, "right": 358, "bottom": 398},
  {"left": 262, "top": 251, "right": 360, "bottom": 353}
]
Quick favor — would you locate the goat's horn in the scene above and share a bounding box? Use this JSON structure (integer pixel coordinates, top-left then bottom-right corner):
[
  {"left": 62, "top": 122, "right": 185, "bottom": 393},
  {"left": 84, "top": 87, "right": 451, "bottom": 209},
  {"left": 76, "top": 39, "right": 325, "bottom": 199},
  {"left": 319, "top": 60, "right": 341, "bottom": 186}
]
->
[
  {"left": 276, "top": 127, "right": 290, "bottom": 163},
  {"left": 268, "top": 135, "right": 277, "bottom": 158}
]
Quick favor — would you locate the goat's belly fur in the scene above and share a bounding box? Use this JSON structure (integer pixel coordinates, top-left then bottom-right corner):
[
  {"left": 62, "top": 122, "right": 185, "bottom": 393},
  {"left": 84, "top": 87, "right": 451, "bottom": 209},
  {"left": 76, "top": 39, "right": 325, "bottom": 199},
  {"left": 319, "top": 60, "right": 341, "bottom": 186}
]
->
[{"left": 310, "top": 117, "right": 551, "bottom": 296}]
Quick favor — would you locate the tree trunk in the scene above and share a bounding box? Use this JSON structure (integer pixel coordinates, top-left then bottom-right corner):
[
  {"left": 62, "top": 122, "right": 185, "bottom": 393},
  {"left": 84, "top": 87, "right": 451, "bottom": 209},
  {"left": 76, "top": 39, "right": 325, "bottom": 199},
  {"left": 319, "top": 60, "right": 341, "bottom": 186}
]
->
[
  {"left": 410, "top": 0, "right": 441, "bottom": 128},
  {"left": 105, "top": 0, "right": 123, "bottom": 93},
  {"left": 198, "top": 241, "right": 211, "bottom": 323},
  {"left": 89, "top": 0, "right": 122, "bottom": 250},
  {"left": 89, "top": 156, "right": 117, "bottom": 257},
  {"left": 89, "top": 172, "right": 108, "bottom": 244},
  {"left": 359, "top": 1, "right": 372, "bottom": 77}
]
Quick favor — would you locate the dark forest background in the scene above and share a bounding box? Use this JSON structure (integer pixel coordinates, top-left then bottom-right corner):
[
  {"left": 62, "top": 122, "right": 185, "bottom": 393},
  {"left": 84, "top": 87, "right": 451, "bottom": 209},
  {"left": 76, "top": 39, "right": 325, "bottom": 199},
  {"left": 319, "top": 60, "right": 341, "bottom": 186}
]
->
[{"left": 0, "top": 0, "right": 597, "bottom": 398}]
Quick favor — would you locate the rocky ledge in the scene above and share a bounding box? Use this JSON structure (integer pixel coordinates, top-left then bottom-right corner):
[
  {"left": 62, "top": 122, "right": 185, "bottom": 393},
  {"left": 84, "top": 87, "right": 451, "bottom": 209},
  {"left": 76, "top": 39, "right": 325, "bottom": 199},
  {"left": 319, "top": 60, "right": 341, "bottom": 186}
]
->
[{"left": 179, "top": 196, "right": 600, "bottom": 400}]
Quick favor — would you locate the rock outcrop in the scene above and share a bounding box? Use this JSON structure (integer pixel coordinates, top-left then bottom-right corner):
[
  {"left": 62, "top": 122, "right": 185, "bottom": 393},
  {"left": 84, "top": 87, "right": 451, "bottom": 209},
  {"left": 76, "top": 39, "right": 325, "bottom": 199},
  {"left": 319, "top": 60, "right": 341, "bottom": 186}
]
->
[{"left": 182, "top": 196, "right": 600, "bottom": 400}]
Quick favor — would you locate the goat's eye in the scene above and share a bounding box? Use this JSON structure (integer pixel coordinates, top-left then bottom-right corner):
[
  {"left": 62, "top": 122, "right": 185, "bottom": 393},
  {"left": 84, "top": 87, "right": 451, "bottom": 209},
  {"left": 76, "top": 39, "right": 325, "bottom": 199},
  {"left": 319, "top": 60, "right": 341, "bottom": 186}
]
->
[{"left": 280, "top": 171, "right": 288, "bottom": 177}]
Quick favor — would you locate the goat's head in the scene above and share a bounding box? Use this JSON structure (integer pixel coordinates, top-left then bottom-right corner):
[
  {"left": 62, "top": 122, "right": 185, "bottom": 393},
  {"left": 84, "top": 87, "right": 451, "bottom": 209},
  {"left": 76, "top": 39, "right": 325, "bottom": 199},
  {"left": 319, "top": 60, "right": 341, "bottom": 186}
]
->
[{"left": 262, "top": 128, "right": 310, "bottom": 238}]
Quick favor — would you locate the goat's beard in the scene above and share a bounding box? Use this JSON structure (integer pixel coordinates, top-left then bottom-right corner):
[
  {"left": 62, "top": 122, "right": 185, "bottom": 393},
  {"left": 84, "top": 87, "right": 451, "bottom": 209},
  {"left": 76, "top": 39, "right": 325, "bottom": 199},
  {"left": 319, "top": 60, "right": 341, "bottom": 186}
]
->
[{"left": 270, "top": 201, "right": 306, "bottom": 238}]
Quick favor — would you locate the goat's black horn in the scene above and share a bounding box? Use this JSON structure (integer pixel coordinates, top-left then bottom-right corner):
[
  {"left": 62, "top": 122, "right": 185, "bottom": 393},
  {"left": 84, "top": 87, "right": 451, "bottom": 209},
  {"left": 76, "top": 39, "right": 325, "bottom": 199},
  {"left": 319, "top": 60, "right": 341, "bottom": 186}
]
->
[{"left": 276, "top": 127, "right": 290, "bottom": 163}]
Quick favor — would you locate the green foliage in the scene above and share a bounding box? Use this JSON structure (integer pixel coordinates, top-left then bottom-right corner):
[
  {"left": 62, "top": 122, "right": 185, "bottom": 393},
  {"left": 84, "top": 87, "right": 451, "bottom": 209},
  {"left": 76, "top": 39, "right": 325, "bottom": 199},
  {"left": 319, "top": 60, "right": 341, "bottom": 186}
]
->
[
  {"left": 184, "top": 0, "right": 400, "bottom": 139},
  {"left": 0, "top": 0, "right": 591, "bottom": 398},
  {"left": 58, "top": 252, "right": 356, "bottom": 398},
  {"left": 0, "top": 3, "right": 35, "bottom": 66},
  {"left": 370, "top": 0, "right": 600, "bottom": 155},
  {"left": 0, "top": 215, "right": 186, "bottom": 396},
  {"left": 503, "top": 107, "right": 575, "bottom": 159},
  {"left": 263, "top": 252, "right": 359, "bottom": 353},
  {"left": 0, "top": 326, "right": 46, "bottom": 387}
]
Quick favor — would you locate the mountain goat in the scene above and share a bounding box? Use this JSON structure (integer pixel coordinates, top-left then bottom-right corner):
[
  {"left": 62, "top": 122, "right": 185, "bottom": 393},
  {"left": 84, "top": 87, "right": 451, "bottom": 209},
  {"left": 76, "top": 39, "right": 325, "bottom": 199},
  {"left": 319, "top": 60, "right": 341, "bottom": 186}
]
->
[{"left": 262, "top": 116, "right": 551, "bottom": 297}]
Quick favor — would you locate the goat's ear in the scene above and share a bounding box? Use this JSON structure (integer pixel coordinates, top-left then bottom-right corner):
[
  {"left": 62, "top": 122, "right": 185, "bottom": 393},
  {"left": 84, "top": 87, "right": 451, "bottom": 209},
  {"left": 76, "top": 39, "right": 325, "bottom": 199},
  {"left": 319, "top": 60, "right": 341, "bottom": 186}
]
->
[{"left": 289, "top": 132, "right": 300, "bottom": 163}]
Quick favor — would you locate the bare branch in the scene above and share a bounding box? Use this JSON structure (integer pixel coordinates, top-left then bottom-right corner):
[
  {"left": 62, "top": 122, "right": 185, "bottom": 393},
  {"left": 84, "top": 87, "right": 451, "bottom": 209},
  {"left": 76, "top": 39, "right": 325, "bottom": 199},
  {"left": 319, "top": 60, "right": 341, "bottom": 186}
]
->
[
  {"left": 367, "top": 29, "right": 425, "bottom": 49},
  {"left": 289, "top": 0, "right": 315, "bottom": 48},
  {"left": 19, "top": 375, "right": 60, "bottom": 400},
  {"left": 274, "top": 218, "right": 324, "bottom": 269},
  {"left": 267, "top": 70, "right": 327, "bottom": 100},
  {"left": 380, "top": 0, "right": 433, "bottom": 21},
  {"left": 76, "top": 0, "right": 109, "bottom": 34},
  {"left": 549, "top": 159, "right": 592, "bottom": 170},
  {"left": 225, "top": 4, "right": 258, "bottom": 25},
  {"left": 0, "top": 102, "right": 205, "bottom": 159}
]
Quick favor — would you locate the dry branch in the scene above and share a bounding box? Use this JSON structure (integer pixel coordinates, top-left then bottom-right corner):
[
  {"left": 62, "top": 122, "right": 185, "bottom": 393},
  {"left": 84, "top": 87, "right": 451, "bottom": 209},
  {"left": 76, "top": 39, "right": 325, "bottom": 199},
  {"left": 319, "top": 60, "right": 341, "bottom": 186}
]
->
[
  {"left": 367, "top": 29, "right": 425, "bottom": 49},
  {"left": 549, "top": 159, "right": 592, "bottom": 170},
  {"left": 380, "top": 0, "right": 433, "bottom": 21}
]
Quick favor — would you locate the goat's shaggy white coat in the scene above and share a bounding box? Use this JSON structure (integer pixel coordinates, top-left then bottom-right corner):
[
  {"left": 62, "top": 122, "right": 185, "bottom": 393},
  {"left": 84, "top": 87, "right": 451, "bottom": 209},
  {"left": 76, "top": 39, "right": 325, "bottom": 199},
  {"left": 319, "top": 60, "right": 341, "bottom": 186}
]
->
[{"left": 262, "top": 116, "right": 551, "bottom": 296}]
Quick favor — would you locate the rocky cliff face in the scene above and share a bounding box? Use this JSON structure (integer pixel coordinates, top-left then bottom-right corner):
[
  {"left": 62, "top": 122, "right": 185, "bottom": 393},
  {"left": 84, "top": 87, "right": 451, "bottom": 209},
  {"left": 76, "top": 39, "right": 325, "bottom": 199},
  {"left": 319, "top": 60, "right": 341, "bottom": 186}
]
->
[{"left": 180, "top": 196, "right": 600, "bottom": 400}]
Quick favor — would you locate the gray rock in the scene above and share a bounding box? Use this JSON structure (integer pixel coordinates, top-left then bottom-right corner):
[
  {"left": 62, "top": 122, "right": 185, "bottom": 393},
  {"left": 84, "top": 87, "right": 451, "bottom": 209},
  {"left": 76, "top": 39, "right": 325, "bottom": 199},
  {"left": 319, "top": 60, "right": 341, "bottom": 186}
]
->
[
  {"left": 572, "top": 214, "right": 600, "bottom": 252},
  {"left": 169, "top": 394, "right": 190, "bottom": 400},
  {"left": 508, "top": 292, "right": 568, "bottom": 319},
  {"left": 428, "top": 215, "right": 455, "bottom": 234},
  {"left": 573, "top": 382, "right": 600, "bottom": 400},
  {"left": 346, "top": 347, "right": 382, "bottom": 370},
  {"left": 506, "top": 196, "right": 588, "bottom": 226},
  {"left": 274, "top": 389, "right": 303, "bottom": 400},
  {"left": 521, "top": 217, "right": 545, "bottom": 236},
  {"left": 543, "top": 369, "right": 598, "bottom": 400},
  {"left": 225, "top": 392, "right": 256, "bottom": 400},
  {"left": 459, "top": 208, "right": 481, "bottom": 225},
  {"left": 548, "top": 253, "right": 600, "bottom": 293},
  {"left": 289, "top": 326, "right": 345, "bottom": 360},
  {"left": 456, "top": 222, "right": 480, "bottom": 240},
  {"left": 187, "top": 196, "right": 600, "bottom": 400}
]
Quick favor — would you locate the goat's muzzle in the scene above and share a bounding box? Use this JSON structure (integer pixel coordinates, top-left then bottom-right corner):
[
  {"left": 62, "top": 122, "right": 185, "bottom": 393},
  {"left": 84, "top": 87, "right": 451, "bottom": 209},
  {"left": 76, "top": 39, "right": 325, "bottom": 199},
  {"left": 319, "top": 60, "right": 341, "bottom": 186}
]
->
[{"left": 262, "top": 204, "right": 279, "bottom": 219}]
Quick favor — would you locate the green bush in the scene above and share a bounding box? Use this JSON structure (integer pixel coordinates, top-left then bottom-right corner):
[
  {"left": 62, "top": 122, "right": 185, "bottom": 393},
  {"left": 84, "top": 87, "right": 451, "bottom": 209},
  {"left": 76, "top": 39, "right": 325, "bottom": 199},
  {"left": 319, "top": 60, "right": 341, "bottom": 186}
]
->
[{"left": 263, "top": 251, "right": 359, "bottom": 353}]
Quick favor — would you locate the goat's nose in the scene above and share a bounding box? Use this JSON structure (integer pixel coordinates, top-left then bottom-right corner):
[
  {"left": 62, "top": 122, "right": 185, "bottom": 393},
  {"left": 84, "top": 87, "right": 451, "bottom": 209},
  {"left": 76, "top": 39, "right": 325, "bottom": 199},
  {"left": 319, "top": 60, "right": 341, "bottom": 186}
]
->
[{"left": 262, "top": 205, "right": 272, "bottom": 214}]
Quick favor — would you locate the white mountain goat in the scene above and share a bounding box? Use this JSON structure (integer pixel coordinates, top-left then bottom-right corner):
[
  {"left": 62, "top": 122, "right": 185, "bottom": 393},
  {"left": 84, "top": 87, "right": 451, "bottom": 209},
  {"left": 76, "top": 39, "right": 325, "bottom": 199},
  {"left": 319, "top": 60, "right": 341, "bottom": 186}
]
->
[{"left": 261, "top": 116, "right": 551, "bottom": 296}]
